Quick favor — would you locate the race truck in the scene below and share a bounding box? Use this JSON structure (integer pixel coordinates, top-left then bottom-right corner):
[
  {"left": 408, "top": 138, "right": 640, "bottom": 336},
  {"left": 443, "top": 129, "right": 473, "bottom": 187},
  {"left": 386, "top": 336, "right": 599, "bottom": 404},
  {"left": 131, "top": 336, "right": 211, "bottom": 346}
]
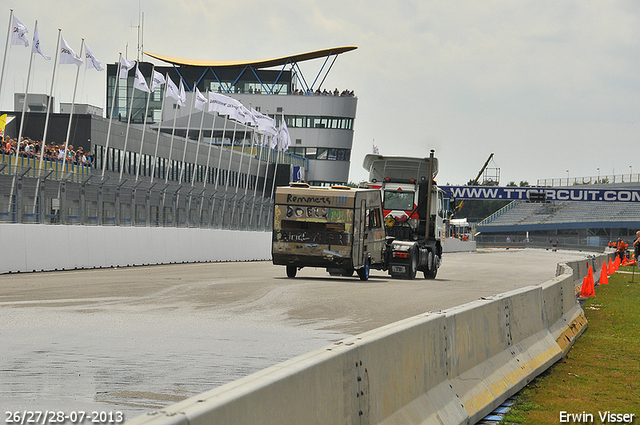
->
[{"left": 362, "top": 150, "right": 448, "bottom": 279}]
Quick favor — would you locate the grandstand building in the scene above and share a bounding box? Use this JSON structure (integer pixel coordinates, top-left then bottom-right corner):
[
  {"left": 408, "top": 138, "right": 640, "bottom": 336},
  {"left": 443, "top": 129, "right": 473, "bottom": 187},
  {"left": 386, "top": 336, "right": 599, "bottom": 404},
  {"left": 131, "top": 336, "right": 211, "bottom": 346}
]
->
[
  {"left": 474, "top": 182, "right": 640, "bottom": 248},
  {"left": 105, "top": 47, "right": 358, "bottom": 186}
]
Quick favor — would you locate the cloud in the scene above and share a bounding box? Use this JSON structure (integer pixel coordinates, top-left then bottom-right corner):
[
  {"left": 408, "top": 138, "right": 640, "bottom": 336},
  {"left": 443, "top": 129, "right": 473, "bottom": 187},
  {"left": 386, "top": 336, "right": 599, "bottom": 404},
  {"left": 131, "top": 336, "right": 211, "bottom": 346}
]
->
[{"left": 2, "top": 0, "right": 640, "bottom": 186}]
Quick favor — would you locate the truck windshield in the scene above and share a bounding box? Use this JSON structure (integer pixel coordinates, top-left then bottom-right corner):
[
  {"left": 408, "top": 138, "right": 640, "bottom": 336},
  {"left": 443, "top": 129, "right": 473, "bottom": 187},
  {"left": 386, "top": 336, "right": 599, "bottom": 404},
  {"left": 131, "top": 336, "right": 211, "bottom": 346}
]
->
[{"left": 383, "top": 191, "right": 415, "bottom": 211}]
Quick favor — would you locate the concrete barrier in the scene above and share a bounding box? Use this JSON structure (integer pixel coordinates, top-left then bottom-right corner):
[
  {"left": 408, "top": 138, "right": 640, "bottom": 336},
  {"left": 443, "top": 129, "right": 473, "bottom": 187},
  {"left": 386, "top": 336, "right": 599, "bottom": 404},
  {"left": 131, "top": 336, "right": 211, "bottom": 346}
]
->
[
  {"left": 442, "top": 238, "right": 477, "bottom": 253},
  {"left": 0, "top": 223, "right": 272, "bottom": 274},
  {"left": 128, "top": 253, "right": 610, "bottom": 425}
]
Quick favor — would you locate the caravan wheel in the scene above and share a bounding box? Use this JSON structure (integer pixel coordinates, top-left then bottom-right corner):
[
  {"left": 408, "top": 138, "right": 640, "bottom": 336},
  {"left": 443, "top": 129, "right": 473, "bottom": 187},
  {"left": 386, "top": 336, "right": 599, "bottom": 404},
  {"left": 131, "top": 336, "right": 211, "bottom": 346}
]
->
[
  {"left": 358, "top": 258, "right": 370, "bottom": 281},
  {"left": 286, "top": 266, "right": 297, "bottom": 278}
]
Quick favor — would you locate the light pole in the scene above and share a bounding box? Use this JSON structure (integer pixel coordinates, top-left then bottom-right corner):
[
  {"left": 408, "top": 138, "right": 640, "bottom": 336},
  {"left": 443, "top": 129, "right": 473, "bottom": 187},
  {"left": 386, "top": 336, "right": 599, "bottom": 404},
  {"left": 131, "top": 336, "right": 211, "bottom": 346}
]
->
[
  {"left": 566, "top": 169, "right": 569, "bottom": 185},
  {"left": 597, "top": 168, "right": 600, "bottom": 183}
]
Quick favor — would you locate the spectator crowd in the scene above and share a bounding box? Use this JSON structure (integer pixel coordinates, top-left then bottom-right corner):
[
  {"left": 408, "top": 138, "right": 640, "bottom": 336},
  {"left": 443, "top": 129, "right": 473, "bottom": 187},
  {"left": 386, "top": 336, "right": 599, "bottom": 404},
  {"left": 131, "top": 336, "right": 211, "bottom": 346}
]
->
[
  {"left": 292, "top": 88, "right": 356, "bottom": 96},
  {"left": 2, "top": 136, "right": 93, "bottom": 166}
]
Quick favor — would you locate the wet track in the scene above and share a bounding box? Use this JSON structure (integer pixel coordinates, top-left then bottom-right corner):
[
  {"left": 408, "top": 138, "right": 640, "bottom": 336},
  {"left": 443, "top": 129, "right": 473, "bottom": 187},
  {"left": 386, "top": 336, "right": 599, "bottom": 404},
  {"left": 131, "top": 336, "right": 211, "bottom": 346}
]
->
[{"left": 0, "top": 248, "right": 590, "bottom": 418}]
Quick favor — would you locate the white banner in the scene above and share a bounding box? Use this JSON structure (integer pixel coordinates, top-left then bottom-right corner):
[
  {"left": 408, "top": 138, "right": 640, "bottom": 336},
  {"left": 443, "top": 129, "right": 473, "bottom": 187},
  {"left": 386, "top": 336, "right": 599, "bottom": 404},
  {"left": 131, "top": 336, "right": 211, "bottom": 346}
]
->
[
  {"left": 208, "top": 92, "right": 242, "bottom": 117},
  {"left": 59, "top": 37, "right": 82, "bottom": 66},
  {"left": 278, "top": 119, "right": 291, "bottom": 151},
  {"left": 194, "top": 87, "right": 207, "bottom": 111},
  {"left": 84, "top": 44, "right": 103, "bottom": 71},
  {"left": 150, "top": 70, "right": 165, "bottom": 91},
  {"left": 133, "top": 65, "right": 151, "bottom": 93},
  {"left": 251, "top": 108, "right": 278, "bottom": 139},
  {"left": 32, "top": 25, "right": 51, "bottom": 60},
  {"left": 166, "top": 76, "right": 180, "bottom": 102},
  {"left": 11, "top": 16, "right": 29, "bottom": 47},
  {"left": 119, "top": 56, "right": 134, "bottom": 78}
]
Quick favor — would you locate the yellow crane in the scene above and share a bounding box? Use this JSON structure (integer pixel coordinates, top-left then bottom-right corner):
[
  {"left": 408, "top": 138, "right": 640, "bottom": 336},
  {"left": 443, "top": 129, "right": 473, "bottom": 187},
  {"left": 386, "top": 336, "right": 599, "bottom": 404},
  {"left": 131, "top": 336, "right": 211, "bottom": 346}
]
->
[{"left": 455, "top": 153, "right": 495, "bottom": 213}]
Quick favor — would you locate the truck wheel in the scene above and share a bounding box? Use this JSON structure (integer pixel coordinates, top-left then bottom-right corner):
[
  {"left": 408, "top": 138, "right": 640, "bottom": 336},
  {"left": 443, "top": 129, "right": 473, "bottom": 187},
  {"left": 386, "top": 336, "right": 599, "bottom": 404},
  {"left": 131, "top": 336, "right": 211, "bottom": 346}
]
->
[
  {"left": 423, "top": 255, "right": 438, "bottom": 279},
  {"left": 286, "top": 266, "right": 297, "bottom": 278},
  {"left": 408, "top": 248, "right": 417, "bottom": 279},
  {"left": 358, "top": 259, "right": 370, "bottom": 281}
]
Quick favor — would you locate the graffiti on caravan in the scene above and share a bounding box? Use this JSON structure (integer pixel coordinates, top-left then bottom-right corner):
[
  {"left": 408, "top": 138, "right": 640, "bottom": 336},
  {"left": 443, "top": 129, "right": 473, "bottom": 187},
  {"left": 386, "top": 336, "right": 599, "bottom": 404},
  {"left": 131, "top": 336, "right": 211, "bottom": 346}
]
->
[{"left": 440, "top": 186, "right": 640, "bottom": 203}]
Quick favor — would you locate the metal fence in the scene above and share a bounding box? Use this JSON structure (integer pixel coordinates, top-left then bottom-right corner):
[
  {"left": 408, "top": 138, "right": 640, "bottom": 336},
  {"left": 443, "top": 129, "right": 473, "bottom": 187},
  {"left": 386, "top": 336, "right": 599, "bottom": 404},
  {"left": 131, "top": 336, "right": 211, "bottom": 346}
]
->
[{"left": 0, "top": 161, "right": 275, "bottom": 231}]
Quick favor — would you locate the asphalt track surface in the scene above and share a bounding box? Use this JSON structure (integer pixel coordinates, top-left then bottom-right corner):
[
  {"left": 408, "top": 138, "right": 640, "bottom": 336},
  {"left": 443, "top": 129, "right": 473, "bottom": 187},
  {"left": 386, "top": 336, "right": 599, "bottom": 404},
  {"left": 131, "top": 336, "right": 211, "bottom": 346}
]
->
[{"left": 0, "top": 248, "right": 590, "bottom": 418}]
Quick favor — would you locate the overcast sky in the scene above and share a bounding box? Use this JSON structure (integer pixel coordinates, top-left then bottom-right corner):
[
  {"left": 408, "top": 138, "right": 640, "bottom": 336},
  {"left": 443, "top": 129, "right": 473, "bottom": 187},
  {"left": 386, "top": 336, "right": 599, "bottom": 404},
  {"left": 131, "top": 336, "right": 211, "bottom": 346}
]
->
[{"left": 2, "top": 1, "right": 639, "bottom": 186}]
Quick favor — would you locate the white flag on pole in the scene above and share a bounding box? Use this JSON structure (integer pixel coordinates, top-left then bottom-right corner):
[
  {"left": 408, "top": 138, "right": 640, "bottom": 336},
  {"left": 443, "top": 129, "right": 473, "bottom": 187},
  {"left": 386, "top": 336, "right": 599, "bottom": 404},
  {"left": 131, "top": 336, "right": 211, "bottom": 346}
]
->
[
  {"left": 239, "top": 105, "right": 257, "bottom": 126},
  {"left": 133, "top": 64, "right": 151, "bottom": 93},
  {"left": 194, "top": 87, "right": 207, "bottom": 111},
  {"left": 11, "top": 16, "right": 29, "bottom": 47},
  {"left": 32, "top": 24, "right": 51, "bottom": 60},
  {"left": 119, "top": 56, "right": 135, "bottom": 78},
  {"left": 278, "top": 119, "right": 291, "bottom": 151},
  {"left": 251, "top": 108, "right": 278, "bottom": 137},
  {"left": 208, "top": 92, "right": 243, "bottom": 119},
  {"left": 166, "top": 76, "right": 180, "bottom": 101},
  {"left": 59, "top": 37, "right": 82, "bottom": 66},
  {"left": 84, "top": 44, "right": 103, "bottom": 71},
  {"left": 178, "top": 80, "right": 186, "bottom": 107},
  {"left": 150, "top": 70, "right": 165, "bottom": 91}
]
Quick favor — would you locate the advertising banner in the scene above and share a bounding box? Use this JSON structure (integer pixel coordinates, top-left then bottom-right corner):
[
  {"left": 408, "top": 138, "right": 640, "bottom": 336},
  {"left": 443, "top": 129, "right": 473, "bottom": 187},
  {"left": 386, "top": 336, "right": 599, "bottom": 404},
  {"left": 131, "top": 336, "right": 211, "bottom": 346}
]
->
[{"left": 441, "top": 186, "right": 640, "bottom": 203}]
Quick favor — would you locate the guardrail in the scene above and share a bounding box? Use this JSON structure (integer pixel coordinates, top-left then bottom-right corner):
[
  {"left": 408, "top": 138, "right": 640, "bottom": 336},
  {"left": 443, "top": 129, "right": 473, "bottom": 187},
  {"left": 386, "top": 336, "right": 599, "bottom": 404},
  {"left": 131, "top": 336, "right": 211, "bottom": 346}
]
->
[
  {"left": 537, "top": 173, "right": 640, "bottom": 187},
  {"left": 127, "top": 252, "right": 611, "bottom": 425}
]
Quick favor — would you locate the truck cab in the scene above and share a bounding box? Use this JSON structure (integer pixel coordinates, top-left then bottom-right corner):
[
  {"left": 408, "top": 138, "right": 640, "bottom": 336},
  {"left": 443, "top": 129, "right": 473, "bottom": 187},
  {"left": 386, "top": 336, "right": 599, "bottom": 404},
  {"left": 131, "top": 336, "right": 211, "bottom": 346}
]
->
[{"left": 363, "top": 151, "right": 447, "bottom": 279}]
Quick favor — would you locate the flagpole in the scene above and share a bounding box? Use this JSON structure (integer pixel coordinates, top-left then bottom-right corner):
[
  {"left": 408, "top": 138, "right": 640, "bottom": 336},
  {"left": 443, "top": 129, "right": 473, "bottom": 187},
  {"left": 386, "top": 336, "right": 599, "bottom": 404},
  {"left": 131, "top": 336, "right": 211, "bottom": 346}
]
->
[
  {"left": 61, "top": 38, "right": 84, "bottom": 175},
  {"left": 214, "top": 116, "right": 228, "bottom": 190},
  {"left": 266, "top": 114, "right": 284, "bottom": 229},
  {"left": 250, "top": 132, "right": 266, "bottom": 229},
  {"left": 164, "top": 94, "right": 180, "bottom": 185},
  {"left": 259, "top": 117, "right": 274, "bottom": 229},
  {"left": 38, "top": 29, "right": 61, "bottom": 176},
  {"left": 202, "top": 112, "right": 217, "bottom": 188},
  {"left": 0, "top": 10, "right": 14, "bottom": 108},
  {"left": 242, "top": 124, "right": 257, "bottom": 228},
  {"left": 200, "top": 110, "right": 217, "bottom": 224},
  {"left": 232, "top": 120, "right": 252, "bottom": 227},
  {"left": 213, "top": 116, "right": 229, "bottom": 228},
  {"left": 220, "top": 119, "right": 238, "bottom": 227},
  {"left": 119, "top": 63, "right": 139, "bottom": 182},
  {"left": 135, "top": 65, "right": 154, "bottom": 181},
  {"left": 224, "top": 120, "right": 239, "bottom": 192},
  {"left": 150, "top": 72, "right": 169, "bottom": 184},
  {"left": 14, "top": 20, "right": 38, "bottom": 173},
  {"left": 101, "top": 53, "right": 123, "bottom": 179},
  {"left": 164, "top": 78, "right": 182, "bottom": 184},
  {"left": 177, "top": 83, "right": 196, "bottom": 185},
  {"left": 191, "top": 89, "right": 208, "bottom": 187}
]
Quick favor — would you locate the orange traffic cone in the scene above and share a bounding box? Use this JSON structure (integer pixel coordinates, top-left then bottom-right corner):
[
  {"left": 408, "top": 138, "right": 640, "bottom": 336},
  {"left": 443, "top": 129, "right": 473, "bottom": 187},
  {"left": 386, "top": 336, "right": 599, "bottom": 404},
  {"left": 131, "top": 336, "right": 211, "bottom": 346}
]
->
[
  {"left": 603, "top": 260, "right": 609, "bottom": 276},
  {"left": 599, "top": 263, "right": 608, "bottom": 285},
  {"left": 614, "top": 256, "right": 621, "bottom": 271},
  {"left": 609, "top": 257, "right": 614, "bottom": 273},
  {"left": 580, "top": 275, "right": 595, "bottom": 297}
]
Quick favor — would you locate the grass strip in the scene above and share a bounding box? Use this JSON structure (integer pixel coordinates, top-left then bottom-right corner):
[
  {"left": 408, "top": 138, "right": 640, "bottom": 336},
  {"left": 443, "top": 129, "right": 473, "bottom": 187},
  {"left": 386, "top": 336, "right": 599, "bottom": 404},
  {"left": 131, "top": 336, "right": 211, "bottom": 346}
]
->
[{"left": 502, "top": 266, "right": 640, "bottom": 424}]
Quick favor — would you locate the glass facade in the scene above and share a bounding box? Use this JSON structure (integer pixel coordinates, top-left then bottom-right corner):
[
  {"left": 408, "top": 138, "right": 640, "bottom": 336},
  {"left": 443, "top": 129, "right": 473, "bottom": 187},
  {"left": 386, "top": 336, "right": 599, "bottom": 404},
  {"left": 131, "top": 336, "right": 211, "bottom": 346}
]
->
[
  {"left": 287, "top": 147, "right": 351, "bottom": 162},
  {"left": 286, "top": 116, "right": 353, "bottom": 130}
]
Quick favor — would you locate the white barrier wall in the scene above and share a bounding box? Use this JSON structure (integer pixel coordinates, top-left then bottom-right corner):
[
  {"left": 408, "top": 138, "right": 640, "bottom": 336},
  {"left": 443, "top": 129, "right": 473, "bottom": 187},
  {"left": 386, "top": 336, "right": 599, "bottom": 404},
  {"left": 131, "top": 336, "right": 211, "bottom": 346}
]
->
[
  {"left": 442, "top": 238, "right": 476, "bottom": 252},
  {"left": 128, "top": 254, "right": 606, "bottom": 425},
  {"left": 0, "top": 223, "right": 272, "bottom": 274}
]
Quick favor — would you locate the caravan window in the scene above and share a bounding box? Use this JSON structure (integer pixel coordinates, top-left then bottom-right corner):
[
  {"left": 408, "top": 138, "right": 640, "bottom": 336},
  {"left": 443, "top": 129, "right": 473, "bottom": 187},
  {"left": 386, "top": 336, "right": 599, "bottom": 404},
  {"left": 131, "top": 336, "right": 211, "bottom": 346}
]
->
[{"left": 366, "top": 208, "right": 382, "bottom": 230}]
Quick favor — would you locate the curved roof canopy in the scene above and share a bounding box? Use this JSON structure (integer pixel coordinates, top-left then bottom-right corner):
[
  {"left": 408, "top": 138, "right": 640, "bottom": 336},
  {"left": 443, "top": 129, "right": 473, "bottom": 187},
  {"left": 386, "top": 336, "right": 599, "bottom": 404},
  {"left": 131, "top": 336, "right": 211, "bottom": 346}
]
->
[{"left": 143, "top": 46, "right": 357, "bottom": 69}]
